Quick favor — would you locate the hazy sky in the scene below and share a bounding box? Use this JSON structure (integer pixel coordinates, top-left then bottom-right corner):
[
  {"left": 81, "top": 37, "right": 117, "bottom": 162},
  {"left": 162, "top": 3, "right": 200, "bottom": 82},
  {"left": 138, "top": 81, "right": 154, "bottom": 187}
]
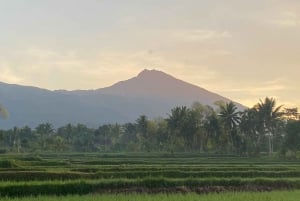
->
[{"left": 0, "top": 0, "right": 299, "bottom": 108}]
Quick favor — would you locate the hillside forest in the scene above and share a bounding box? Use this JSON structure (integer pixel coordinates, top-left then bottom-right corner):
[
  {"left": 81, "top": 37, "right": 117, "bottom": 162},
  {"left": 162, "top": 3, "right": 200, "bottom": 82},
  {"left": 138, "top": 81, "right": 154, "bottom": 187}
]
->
[{"left": 0, "top": 97, "right": 300, "bottom": 157}]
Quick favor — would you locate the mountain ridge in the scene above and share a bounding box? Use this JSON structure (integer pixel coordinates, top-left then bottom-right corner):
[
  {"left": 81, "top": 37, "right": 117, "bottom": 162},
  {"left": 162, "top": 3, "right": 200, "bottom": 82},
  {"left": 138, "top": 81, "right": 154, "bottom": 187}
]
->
[
  {"left": 97, "top": 69, "right": 234, "bottom": 105},
  {"left": 0, "top": 69, "right": 245, "bottom": 129}
]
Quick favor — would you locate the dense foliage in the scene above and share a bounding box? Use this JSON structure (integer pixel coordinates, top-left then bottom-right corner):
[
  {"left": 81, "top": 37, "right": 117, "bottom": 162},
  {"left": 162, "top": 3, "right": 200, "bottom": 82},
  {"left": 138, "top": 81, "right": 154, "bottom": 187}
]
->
[{"left": 0, "top": 97, "right": 299, "bottom": 156}]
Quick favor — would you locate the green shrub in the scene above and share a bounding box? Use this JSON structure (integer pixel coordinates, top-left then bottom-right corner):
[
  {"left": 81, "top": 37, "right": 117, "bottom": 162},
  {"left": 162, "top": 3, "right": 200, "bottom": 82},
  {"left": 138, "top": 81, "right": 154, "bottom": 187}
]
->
[
  {"left": 0, "top": 149, "right": 7, "bottom": 154},
  {"left": 0, "top": 160, "right": 19, "bottom": 168}
]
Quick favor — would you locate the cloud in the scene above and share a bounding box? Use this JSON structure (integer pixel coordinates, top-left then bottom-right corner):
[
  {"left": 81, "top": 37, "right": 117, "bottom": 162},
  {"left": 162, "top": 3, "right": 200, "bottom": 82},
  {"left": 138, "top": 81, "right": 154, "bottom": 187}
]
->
[
  {"left": 199, "top": 78, "right": 289, "bottom": 108},
  {"left": 0, "top": 46, "right": 220, "bottom": 91},
  {"left": 123, "top": 51, "right": 218, "bottom": 83},
  {"left": 171, "top": 29, "right": 232, "bottom": 43},
  {"left": 0, "top": 66, "right": 22, "bottom": 83},
  {"left": 216, "top": 79, "right": 286, "bottom": 95},
  {"left": 272, "top": 19, "right": 300, "bottom": 27},
  {"left": 237, "top": 97, "right": 299, "bottom": 109},
  {"left": 269, "top": 11, "right": 300, "bottom": 27},
  {"left": 227, "top": 85, "right": 285, "bottom": 94}
]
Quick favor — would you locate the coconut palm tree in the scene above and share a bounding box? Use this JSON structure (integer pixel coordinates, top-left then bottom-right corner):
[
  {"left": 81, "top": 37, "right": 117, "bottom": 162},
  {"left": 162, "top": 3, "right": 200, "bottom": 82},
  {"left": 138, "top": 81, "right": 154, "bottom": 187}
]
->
[
  {"left": 203, "top": 109, "right": 221, "bottom": 152},
  {"left": 35, "top": 123, "right": 54, "bottom": 149},
  {"left": 167, "top": 106, "right": 191, "bottom": 151},
  {"left": 218, "top": 101, "right": 241, "bottom": 152},
  {"left": 254, "top": 97, "right": 283, "bottom": 154},
  {"left": 240, "top": 108, "right": 260, "bottom": 154}
]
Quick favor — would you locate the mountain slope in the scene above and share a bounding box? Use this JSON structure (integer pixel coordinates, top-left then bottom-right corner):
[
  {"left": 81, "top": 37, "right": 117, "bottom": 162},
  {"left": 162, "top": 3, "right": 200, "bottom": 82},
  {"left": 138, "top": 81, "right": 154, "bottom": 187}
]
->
[
  {"left": 0, "top": 69, "right": 245, "bottom": 129},
  {"left": 97, "top": 69, "right": 231, "bottom": 105}
]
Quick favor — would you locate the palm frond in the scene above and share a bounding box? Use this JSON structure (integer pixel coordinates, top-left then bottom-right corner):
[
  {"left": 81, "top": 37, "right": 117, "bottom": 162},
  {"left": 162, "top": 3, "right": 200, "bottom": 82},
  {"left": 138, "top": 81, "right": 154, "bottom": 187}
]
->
[{"left": 0, "top": 103, "right": 9, "bottom": 119}]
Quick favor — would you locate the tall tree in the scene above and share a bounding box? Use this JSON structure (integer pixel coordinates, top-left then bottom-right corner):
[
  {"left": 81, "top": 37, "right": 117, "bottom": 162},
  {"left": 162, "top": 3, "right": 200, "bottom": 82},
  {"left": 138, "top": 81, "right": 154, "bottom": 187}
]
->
[
  {"left": 218, "top": 101, "right": 241, "bottom": 152},
  {"left": 73, "top": 124, "right": 95, "bottom": 152},
  {"left": 121, "top": 123, "right": 138, "bottom": 151},
  {"left": 35, "top": 123, "right": 54, "bottom": 150},
  {"left": 203, "top": 107, "right": 221, "bottom": 152},
  {"left": 283, "top": 120, "right": 300, "bottom": 156},
  {"left": 240, "top": 108, "right": 260, "bottom": 155},
  {"left": 191, "top": 103, "right": 219, "bottom": 152},
  {"left": 254, "top": 97, "right": 283, "bottom": 154},
  {"left": 167, "top": 106, "right": 200, "bottom": 152},
  {"left": 95, "top": 124, "right": 113, "bottom": 151},
  {"left": 167, "top": 106, "right": 192, "bottom": 151},
  {"left": 19, "top": 126, "right": 35, "bottom": 151},
  {"left": 136, "top": 115, "right": 150, "bottom": 151},
  {"left": 12, "top": 127, "right": 21, "bottom": 152},
  {"left": 57, "top": 123, "right": 74, "bottom": 145}
]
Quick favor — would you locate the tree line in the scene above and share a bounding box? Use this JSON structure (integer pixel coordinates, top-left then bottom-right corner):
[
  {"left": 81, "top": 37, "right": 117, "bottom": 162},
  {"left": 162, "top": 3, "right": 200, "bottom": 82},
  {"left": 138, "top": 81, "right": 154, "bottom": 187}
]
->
[{"left": 0, "top": 97, "right": 300, "bottom": 157}]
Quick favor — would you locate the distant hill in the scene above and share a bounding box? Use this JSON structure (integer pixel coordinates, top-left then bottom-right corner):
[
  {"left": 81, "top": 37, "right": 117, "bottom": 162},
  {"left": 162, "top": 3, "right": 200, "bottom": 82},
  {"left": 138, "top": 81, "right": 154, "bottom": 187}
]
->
[{"left": 0, "top": 69, "right": 245, "bottom": 129}]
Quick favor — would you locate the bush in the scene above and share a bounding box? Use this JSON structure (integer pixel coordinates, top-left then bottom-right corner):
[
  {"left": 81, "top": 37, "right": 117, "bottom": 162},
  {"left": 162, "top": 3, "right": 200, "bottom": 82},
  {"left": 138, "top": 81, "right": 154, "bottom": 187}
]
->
[
  {"left": 0, "top": 160, "right": 19, "bottom": 168},
  {"left": 0, "top": 149, "right": 7, "bottom": 154}
]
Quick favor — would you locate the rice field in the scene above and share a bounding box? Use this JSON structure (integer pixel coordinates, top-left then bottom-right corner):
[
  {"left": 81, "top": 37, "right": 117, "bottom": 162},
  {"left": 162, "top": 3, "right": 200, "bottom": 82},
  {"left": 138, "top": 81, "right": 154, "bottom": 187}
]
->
[
  {"left": 0, "top": 153, "right": 299, "bottom": 199},
  {"left": 0, "top": 191, "right": 299, "bottom": 201}
]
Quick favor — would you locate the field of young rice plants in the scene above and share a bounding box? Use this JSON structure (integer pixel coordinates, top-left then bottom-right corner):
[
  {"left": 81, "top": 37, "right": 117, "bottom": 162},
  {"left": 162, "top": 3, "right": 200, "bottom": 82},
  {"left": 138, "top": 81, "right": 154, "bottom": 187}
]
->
[
  {"left": 0, "top": 191, "right": 300, "bottom": 201},
  {"left": 0, "top": 153, "right": 299, "bottom": 199}
]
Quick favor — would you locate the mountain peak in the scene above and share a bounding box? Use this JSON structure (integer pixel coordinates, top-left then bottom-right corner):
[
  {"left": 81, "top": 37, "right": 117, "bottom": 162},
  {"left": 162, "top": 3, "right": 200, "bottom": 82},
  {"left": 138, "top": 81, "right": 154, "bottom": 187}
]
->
[
  {"left": 98, "top": 69, "right": 236, "bottom": 105},
  {"left": 138, "top": 69, "right": 159, "bottom": 75},
  {"left": 138, "top": 69, "right": 154, "bottom": 75},
  {"left": 137, "top": 69, "right": 169, "bottom": 78}
]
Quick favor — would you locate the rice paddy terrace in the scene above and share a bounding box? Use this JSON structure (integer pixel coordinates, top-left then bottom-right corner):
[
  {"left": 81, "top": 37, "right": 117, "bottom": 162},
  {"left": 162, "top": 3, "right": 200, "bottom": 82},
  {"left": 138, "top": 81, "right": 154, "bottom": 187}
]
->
[{"left": 0, "top": 153, "right": 299, "bottom": 198}]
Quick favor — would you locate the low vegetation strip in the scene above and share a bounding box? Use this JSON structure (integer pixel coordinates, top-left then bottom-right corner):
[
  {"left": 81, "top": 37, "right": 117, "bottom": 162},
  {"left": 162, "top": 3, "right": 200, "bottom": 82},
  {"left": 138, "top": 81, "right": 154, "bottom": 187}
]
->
[
  {"left": 0, "top": 171, "right": 94, "bottom": 181},
  {"left": 72, "top": 166, "right": 300, "bottom": 173},
  {"left": 2, "top": 170, "right": 300, "bottom": 181},
  {"left": 94, "top": 170, "right": 300, "bottom": 179},
  {"left": 0, "top": 178, "right": 300, "bottom": 196},
  {"left": 0, "top": 190, "right": 300, "bottom": 201}
]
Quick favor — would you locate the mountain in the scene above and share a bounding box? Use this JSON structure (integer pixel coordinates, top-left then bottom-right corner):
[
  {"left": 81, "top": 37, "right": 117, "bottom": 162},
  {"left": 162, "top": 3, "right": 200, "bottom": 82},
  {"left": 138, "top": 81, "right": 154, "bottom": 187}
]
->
[
  {"left": 99, "top": 69, "right": 231, "bottom": 103},
  {"left": 0, "top": 69, "right": 245, "bottom": 129}
]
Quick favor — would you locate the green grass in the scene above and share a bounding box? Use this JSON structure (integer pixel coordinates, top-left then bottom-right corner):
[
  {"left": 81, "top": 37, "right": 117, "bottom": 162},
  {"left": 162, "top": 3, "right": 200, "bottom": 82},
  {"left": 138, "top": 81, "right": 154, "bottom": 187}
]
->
[{"left": 0, "top": 191, "right": 299, "bottom": 201}]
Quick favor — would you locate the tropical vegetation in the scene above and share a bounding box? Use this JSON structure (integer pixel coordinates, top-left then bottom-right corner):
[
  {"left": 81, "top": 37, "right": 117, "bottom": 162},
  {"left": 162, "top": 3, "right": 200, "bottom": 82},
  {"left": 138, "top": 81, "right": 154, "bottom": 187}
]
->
[{"left": 0, "top": 97, "right": 299, "bottom": 157}]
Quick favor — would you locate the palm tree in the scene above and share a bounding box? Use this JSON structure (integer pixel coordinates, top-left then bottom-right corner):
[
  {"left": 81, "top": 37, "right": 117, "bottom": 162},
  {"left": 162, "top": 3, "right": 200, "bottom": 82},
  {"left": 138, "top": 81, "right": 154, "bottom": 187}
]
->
[
  {"left": 240, "top": 108, "right": 260, "bottom": 154},
  {"left": 203, "top": 109, "right": 221, "bottom": 152},
  {"left": 254, "top": 97, "right": 283, "bottom": 154},
  {"left": 218, "top": 101, "right": 241, "bottom": 152},
  {"left": 167, "top": 106, "right": 190, "bottom": 151},
  {"left": 136, "top": 115, "right": 148, "bottom": 137},
  {"left": 136, "top": 115, "right": 149, "bottom": 151},
  {"left": 35, "top": 123, "right": 54, "bottom": 149}
]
